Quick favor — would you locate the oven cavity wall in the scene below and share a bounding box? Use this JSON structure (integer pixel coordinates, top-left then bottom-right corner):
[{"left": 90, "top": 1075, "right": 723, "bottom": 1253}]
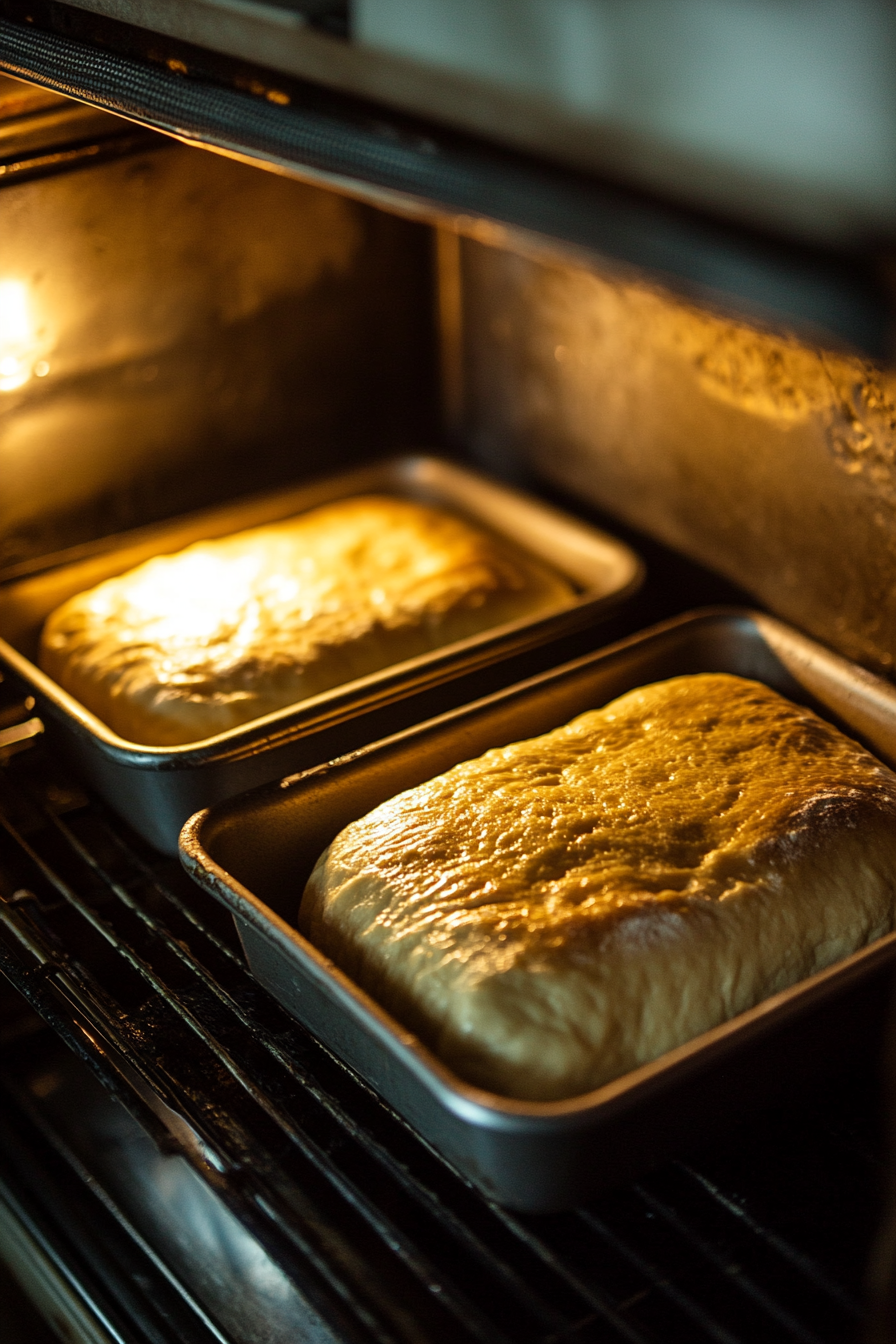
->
[
  {"left": 453, "top": 232, "right": 896, "bottom": 676},
  {"left": 0, "top": 96, "right": 438, "bottom": 577}
]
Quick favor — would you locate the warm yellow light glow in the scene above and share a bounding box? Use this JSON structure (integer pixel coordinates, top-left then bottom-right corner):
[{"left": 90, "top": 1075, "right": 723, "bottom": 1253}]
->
[
  {"left": 0, "top": 279, "right": 29, "bottom": 342},
  {"left": 0, "top": 279, "right": 37, "bottom": 391},
  {"left": 117, "top": 550, "right": 266, "bottom": 645}
]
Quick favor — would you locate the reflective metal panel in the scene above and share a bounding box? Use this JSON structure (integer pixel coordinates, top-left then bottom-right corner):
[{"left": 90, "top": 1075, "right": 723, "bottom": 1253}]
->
[
  {"left": 0, "top": 137, "right": 436, "bottom": 573},
  {"left": 460, "top": 236, "right": 896, "bottom": 675}
]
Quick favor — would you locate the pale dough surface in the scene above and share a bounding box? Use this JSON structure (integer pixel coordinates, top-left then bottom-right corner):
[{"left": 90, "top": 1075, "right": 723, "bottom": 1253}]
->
[
  {"left": 300, "top": 674, "right": 896, "bottom": 1101},
  {"left": 39, "top": 495, "right": 571, "bottom": 746}
]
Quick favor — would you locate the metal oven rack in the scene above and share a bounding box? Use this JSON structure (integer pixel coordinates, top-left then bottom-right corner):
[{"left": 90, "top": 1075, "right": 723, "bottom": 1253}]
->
[{"left": 0, "top": 669, "right": 888, "bottom": 1344}]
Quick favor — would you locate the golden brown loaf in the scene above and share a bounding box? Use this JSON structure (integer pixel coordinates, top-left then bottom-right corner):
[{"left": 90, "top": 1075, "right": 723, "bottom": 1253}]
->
[
  {"left": 39, "top": 495, "right": 572, "bottom": 746},
  {"left": 300, "top": 674, "right": 896, "bottom": 1101}
]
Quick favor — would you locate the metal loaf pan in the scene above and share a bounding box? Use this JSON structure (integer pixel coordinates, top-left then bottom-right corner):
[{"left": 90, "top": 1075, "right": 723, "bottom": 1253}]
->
[
  {"left": 0, "top": 455, "right": 642, "bottom": 854},
  {"left": 181, "top": 608, "right": 896, "bottom": 1212}
]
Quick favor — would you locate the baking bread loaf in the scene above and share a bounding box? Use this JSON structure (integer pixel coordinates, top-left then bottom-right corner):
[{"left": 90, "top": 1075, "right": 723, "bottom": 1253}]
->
[
  {"left": 300, "top": 673, "right": 896, "bottom": 1101},
  {"left": 39, "top": 495, "right": 572, "bottom": 746}
]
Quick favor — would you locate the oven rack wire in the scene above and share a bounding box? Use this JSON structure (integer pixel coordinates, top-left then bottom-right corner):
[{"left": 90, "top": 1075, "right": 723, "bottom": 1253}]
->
[{"left": 0, "top": 671, "right": 885, "bottom": 1344}]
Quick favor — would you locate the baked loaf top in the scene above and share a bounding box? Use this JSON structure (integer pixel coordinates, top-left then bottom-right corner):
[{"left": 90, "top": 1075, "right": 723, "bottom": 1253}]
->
[
  {"left": 39, "top": 494, "right": 571, "bottom": 746},
  {"left": 300, "top": 673, "right": 896, "bottom": 1101}
]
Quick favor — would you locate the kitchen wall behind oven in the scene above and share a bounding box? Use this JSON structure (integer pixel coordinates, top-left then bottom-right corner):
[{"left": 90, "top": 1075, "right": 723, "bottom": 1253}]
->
[{"left": 0, "top": 130, "right": 438, "bottom": 575}]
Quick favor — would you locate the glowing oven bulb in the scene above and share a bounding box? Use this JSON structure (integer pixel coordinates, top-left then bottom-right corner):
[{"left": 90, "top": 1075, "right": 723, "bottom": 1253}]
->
[{"left": 0, "top": 279, "right": 41, "bottom": 391}]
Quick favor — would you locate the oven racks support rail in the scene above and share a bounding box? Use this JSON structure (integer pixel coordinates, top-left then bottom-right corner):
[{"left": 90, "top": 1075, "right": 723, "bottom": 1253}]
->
[{"left": 0, "top": 676, "right": 886, "bottom": 1344}]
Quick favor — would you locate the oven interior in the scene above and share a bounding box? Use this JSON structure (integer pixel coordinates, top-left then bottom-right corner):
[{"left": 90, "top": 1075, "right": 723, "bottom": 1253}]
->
[{"left": 0, "top": 69, "right": 894, "bottom": 1344}]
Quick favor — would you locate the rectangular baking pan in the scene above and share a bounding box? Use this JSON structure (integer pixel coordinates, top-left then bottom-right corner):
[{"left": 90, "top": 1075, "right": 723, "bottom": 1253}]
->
[
  {"left": 0, "top": 454, "right": 642, "bottom": 854},
  {"left": 181, "top": 607, "right": 896, "bottom": 1212}
]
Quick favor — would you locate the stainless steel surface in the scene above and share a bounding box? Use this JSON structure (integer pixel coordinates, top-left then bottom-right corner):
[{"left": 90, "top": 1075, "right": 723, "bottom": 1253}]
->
[
  {"left": 182, "top": 607, "right": 896, "bottom": 1211},
  {"left": 0, "top": 1190, "right": 121, "bottom": 1344},
  {"left": 0, "top": 131, "right": 435, "bottom": 575},
  {"left": 1, "top": 11, "right": 889, "bottom": 363},
  {"left": 0, "top": 454, "right": 642, "bottom": 853},
  {"left": 460, "top": 235, "right": 896, "bottom": 674},
  {"left": 355, "top": 0, "right": 896, "bottom": 249},
  {"left": 0, "top": 69, "right": 129, "bottom": 158},
  {"left": 18, "top": 1047, "right": 338, "bottom": 1344},
  {"left": 40, "top": 0, "right": 896, "bottom": 249}
]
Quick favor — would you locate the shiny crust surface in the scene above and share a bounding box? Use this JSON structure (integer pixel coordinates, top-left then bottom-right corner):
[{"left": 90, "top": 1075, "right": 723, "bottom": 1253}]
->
[
  {"left": 39, "top": 495, "right": 571, "bottom": 746},
  {"left": 300, "top": 674, "right": 896, "bottom": 1101}
]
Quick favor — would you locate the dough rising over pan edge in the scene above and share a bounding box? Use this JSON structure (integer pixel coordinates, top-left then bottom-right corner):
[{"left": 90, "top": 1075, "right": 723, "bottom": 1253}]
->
[{"left": 299, "top": 674, "right": 896, "bottom": 1101}]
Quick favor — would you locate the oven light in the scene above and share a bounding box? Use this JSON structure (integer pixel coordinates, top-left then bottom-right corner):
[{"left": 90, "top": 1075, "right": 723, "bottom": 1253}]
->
[
  {"left": 0, "top": 279, "right": 38, "bottom": 392},
  {"left": 0, "top": 355, "right": 30, "bottom": 392}
]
